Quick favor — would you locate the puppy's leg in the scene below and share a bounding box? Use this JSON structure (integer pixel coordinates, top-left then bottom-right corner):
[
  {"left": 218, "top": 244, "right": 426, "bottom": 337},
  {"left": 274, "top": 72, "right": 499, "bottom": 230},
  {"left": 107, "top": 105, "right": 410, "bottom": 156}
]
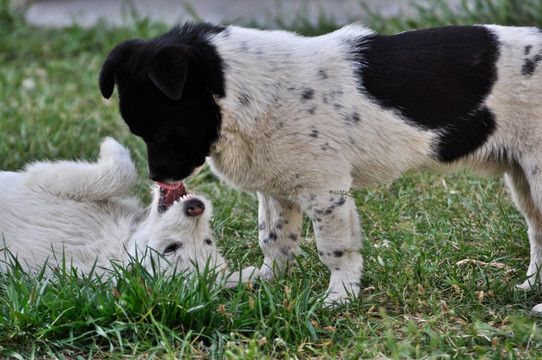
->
[
  {"left": 257, "top": 193, "right": 303, "bottom": 281},
  {"left": 505, "top": 165, "right": 542, "bottom": 290},
  {"left": 303, "top": 192, "right": 363, "bottom": 305},
  {"left": 23, "top": 138, "right": 137, "bottom": 201}
]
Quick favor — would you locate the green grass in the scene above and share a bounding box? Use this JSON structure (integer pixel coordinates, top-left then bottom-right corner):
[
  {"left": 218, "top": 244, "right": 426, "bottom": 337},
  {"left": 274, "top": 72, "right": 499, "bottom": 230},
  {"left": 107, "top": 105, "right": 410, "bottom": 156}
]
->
[{"left": 1, "top": 0, "right": 542, "bottom": 358}]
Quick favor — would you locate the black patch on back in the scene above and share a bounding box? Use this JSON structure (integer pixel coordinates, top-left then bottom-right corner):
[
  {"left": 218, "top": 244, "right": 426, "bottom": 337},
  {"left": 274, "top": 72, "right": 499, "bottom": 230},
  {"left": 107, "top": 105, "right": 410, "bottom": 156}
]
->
[{"left": 352, "top": 26, "right": 500, "bottom": 162}]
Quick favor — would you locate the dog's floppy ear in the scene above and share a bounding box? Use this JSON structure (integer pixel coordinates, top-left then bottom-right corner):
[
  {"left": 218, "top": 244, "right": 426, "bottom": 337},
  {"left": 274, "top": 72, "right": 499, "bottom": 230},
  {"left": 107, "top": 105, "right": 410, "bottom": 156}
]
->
[
  {"left": 99, "top": 39, "right": 143, "bottom": 99},
  {"left": 148, "top": 46, "right": 189, "bottom": 101}
]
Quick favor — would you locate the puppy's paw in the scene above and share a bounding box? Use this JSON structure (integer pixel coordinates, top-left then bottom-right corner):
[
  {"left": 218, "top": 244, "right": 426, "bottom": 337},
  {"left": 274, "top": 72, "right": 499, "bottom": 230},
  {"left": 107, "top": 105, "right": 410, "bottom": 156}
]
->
[
  {"left": 517, "top": 280, "right": 536, "bottom": 291},
  {"left": 98, "top": 138, "right": 137, "bottom": 186},
  {"left": 532, "top": 303, "right": 542, "bottom": 314},
  {"left": 258, "top": 265, "right": 277, "bottom": 281},
  {"left": 99, "top": 137, "right": 131, "bottom": 164},
  {"left": 324, "top": 289, "right": 351, "bottom": 308},
  {"left": 224, "top": 266, "right": 260, "bottom": 289}
]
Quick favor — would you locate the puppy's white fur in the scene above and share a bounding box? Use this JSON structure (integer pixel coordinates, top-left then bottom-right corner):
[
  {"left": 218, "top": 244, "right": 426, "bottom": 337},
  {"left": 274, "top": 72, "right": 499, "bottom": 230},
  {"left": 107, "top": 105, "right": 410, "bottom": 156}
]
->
[
  {"left": 0, "top": 138, "right": 257, "bottom": 284},
  {"left": 203, "top": 25, "right": 542, "bottom": 308}
]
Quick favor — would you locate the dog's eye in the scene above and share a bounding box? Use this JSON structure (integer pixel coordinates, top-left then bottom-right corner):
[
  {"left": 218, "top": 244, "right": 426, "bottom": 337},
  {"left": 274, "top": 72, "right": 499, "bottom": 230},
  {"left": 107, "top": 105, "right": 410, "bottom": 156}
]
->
[{"left": 164, "top": 242, "right": 182, "bottom": 255}]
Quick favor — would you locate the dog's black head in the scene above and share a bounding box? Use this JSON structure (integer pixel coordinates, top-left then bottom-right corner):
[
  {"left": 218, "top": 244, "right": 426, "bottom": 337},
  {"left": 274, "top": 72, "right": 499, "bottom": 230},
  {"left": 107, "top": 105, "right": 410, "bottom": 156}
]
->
[{"left": 99, "top": 23, "right": 226, "bottom": 182}]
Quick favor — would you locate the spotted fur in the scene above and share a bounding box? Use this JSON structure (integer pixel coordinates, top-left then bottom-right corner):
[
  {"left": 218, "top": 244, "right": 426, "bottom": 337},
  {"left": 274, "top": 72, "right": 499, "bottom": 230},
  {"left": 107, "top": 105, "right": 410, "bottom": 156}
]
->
[{"left": 101, "top": 23, "right": 542, "bottom": 311}]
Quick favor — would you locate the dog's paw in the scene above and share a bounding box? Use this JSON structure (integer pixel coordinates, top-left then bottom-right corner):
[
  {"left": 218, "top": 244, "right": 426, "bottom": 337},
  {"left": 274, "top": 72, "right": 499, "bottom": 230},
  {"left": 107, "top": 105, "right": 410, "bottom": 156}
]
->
[
  {"left": 517, "top": 279, "right": 536, "bottom": 291},
  {"left": 224, "top": 266, "right": 260, "bottom": 289},
  {"left": 98, "top": 138, "right": 137, "bottom": 185},
  {"left": 531, "top": 303, "right": 542, "bottom": 314},
  {"left": 258, "top": 265, "right": 277, "bottom": 281},
  {"left": 324, "top": 289, "right": 352, "bottom": 308},
  {"left": 99, "top": 137, "right": 131, "bottom": 164}
]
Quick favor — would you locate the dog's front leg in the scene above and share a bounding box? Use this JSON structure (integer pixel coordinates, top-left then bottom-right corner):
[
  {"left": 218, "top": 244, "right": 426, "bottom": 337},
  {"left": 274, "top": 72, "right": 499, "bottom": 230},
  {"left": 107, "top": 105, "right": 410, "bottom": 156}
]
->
[
  {"left": 22, "top": 137, "right": 136, "bottom": 201},
  {"left": 257, "top": 193, "right": 303, "bottom": 280},
  {"left": 303, "top": 192, "right": 364, "bottom": 306}
]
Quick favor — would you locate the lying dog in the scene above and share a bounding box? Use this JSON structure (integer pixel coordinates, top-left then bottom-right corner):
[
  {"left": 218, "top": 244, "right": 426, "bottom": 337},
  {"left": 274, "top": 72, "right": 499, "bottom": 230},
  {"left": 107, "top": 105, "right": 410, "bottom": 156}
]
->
[
  {"left": 100, "top": 23, "right": 542, "bottom": 310},
  {"left": 0, "top": 137, "right": 257, "bottom": 284}
]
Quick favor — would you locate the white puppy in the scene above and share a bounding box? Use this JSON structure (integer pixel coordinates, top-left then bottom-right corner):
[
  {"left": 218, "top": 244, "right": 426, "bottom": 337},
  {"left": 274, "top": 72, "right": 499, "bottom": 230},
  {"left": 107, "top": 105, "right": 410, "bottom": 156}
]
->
[{"left": 0, "top": 137, "right": 258, "bottom": 284}]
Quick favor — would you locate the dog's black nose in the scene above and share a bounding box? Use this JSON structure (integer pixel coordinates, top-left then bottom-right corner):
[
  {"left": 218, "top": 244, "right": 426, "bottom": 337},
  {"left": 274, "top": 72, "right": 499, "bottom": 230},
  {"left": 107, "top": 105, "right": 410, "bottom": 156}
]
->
[{"left": 183, "top": 198, "right": 205, "bottom": 217}]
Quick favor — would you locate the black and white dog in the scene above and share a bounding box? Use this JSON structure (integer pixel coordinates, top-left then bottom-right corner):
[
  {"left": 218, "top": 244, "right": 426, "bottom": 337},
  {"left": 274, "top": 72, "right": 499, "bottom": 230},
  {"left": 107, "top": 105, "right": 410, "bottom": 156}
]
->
[{"left": 100, "top": 23, "right": 542, "bottom": 310}]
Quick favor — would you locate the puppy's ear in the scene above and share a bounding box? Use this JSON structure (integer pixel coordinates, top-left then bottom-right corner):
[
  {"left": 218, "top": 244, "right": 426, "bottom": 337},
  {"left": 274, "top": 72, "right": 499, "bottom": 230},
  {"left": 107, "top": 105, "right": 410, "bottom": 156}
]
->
[
  {"left": 99, "top": 39, "right": 143, "bottom": 99},
  {"left": 148, "top": 46, "right": 189, "bottom": 101}
]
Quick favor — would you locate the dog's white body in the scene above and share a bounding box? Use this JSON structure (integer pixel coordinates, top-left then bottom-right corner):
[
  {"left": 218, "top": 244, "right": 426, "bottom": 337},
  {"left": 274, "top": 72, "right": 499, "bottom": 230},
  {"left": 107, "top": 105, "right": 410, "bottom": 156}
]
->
[
  {"left": 100, "top": 23, "right": 542, "bottom": 311},
  {"left": 0, "top": 138, "right": 257, "bottom": 284}
]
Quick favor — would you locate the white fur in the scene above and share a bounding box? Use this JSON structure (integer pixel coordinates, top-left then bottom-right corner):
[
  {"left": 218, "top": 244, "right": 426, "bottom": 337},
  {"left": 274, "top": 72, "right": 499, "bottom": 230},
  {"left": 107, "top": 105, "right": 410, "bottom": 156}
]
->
[
  {"left": 0, "top": 138, "right": 258, "bottom": 285},
  {"left": 197, "top": 24, "right": 542, "bottom": 310}
]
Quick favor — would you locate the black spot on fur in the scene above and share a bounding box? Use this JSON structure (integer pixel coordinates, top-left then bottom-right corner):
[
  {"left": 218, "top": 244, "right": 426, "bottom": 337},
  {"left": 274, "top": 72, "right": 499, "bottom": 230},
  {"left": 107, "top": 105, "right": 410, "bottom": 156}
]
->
[
  {"left": 318, "top": 69, "right": 329, "bottom": 79},
  {"left": 525, "top": 45, "right": 533, "bottom": 55},
  {"left": 522, "top": 54, "right": 542, "bottom": 75},
  {"left": 269, "top": 232, "right": 278, "bottom": 241},
  {"left": 333, "top": 250, "right": 344, "bottom": 257},
  {"left": 275, "top": 220, "right": 283, "bottom": 229},
  {"left": 280, "top": 246, "right": 290, "bottom": 256},
  {"left": 288, "top": 233, "right": 298, "bottom": 241},
  {"left": 353, "top": 26, "right": 500, "bottom": 162},
  {"left": 239, "top": 93, "right": 251, "bottom": 106},
  {"left": 301, "top": 88, "right": 315, "bottom": 101},
  {"left": 343, "top": 111, "right": 361, "bottom": 125},
  {"left": 259, "top": 222, "right": 266, "bottom": 231},
  {"left": 307, "top": 106, "right": 317, "bottom": 115},
  {"left": 205, "top": 238, "right": 213, "bottom": 245},
  {"left": 309, "top": 129, "right": 319, "bottom": 138}
]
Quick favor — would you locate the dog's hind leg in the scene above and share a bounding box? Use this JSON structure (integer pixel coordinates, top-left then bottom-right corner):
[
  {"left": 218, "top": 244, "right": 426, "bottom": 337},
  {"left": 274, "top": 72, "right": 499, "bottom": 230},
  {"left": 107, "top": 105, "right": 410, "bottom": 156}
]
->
[
  {"left": 505, "top": 164, "right": 542, "bottom": 291},
  {"left": 302, "top": 191, "right": 363, "bottom": 306},
  {"left": 257, "top": 193, "right": 303, "bottom": 281},
  {"left": 23, "top": 137, "right": 137, "bottom": 201}
]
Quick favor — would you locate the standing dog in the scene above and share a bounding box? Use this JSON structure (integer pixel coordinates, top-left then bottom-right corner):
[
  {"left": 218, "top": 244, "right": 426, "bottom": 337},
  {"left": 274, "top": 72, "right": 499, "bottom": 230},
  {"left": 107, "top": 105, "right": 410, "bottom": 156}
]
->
[
  {"left": 100, "top": 23, "right": 542, "bottom": 310},
  {"left": 0, "top": 137, "right": 257, "bottom": 284}
]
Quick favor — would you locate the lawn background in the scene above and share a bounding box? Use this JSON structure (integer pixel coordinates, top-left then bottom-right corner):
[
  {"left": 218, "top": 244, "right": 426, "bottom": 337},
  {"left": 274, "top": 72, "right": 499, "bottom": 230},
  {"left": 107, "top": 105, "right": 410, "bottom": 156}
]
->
[{"left": 0, "top": 0, "right": 541, "bottom": 358}]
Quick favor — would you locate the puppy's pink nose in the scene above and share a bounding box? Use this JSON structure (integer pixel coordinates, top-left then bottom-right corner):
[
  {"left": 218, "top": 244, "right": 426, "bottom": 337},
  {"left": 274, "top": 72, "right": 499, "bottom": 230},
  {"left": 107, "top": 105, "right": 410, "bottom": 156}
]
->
[{"left": 183, "top": 198, "right": 205, "bottom": 217}]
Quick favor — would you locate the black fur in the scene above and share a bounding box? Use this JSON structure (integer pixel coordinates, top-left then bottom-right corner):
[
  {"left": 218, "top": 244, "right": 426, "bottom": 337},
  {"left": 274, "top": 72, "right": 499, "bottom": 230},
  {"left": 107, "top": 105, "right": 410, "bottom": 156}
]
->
[
  {"left": 353, "top": 26, "right": 500, "bottom": 162},
  {"left": 99, "top": 23, "right": 226, "bottom": 181}
]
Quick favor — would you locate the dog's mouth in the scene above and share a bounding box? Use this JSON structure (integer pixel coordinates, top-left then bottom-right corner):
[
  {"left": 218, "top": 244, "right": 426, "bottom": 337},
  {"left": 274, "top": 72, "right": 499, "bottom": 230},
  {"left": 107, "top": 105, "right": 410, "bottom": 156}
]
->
[
  {"left": 156, "top": 181, "right": 205, "bottom": 216},
  {"left": 157, "top": 181, "right": 187, "bottom": 213}
]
